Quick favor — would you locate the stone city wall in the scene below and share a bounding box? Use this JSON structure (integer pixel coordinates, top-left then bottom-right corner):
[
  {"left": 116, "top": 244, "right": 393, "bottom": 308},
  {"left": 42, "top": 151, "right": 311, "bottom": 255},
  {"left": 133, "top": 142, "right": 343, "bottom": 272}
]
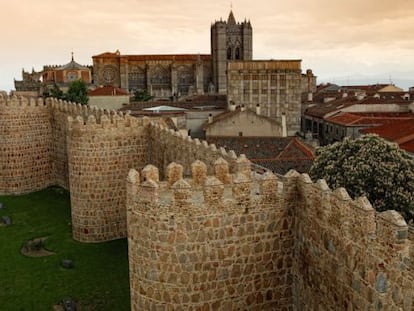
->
[
  {"left": 293, "top": 173, "right": 414, "bottom": 310},
  {"left": 48, "top": 98, "right": 119, "bottom": 190},
  {"left": 0, "top": 95, "right": 53, "bottom": 194},
  {"left": 127, "top": 162, "right": 414, "bottom": 310},
  {"left": 68, "top": 113, "right": 149, "bottom": 242},
  {"left": 0, "top": 95, "right": 156, "bottom": 242},
  {"left": 148, "top": 122, "right": 240, "bottom": 177},
  {"left": 127, "top": 159, "right": 296, "bottom": 310}
]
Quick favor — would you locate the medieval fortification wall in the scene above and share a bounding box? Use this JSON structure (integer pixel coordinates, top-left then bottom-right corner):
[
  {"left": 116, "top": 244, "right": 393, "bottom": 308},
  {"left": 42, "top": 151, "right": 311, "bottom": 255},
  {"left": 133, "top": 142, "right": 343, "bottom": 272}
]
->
[
  {"left": 127, "top": 158, "right": 296, "bottom": 310},
  {"left": 1, "top": 94, "right": 413, "bottom": 309},
  {"left": 67, "top": 113, "right": 149, "bottom": 242},
  {"left": 127, "top": 161, "right": 414, "bottom": 310},
  {"left": 0, "top": 95, "right": 245, "bottom": 242},
  {"left": 0, "top": 96, "right": 53, "bottom": 193},
  {"left": 293, "top": 174, "right": 414, "bottom": 310}
]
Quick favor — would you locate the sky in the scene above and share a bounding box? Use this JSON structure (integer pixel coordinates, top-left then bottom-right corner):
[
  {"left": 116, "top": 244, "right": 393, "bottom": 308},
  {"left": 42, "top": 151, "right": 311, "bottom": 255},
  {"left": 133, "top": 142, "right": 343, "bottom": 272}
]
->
[{"left": 1, "top": 0, "right": 414, "bottom": 91}]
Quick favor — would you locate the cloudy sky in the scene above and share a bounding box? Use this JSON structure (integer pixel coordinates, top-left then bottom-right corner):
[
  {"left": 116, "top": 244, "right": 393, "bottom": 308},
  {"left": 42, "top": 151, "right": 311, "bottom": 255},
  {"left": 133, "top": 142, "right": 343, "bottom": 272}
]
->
[{"left": 1, "top": 0, "right": 414, "bottom": 91}]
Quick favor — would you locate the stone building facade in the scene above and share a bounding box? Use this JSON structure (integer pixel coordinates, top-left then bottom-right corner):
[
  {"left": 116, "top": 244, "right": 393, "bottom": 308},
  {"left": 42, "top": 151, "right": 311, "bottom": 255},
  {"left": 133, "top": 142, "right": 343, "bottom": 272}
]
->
[
  {"left": 92, "top": 51, "right": 213, "bottom": 98},
  {"left": 204, "top": 108, "right": 284, "bottom": 137},
  {"left": 0, "top": 94, "right": 413, "bottom": 310},
  {"left": 227, "top": 60, "right": 303, "bottom": 136},
  {"left": 14, "top": 54, "right": 92, "bottom": 97},
  {"left": 92, "top": 11, "right": 254, "bottom": 96}
]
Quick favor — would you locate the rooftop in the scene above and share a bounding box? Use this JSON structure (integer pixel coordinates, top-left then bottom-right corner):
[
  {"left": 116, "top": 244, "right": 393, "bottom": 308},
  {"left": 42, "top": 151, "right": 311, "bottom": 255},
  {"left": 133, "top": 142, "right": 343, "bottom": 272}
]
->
[
  {"left": 88, "top": 85, "right": 129, "bottom": 96},
  {"left": 326, "top": 112, "right": 414, "bottom": 126},
  {"left": 93, "top": 51, "right": 211, "bottom": 61},
  {"left": 361, "top": 119, "right": 414, "bottom": 153},
  {"left": 206, "top": 136, "right": 314, "bottom": 174},
  {"left": 306, "top": 96, "right": 412, "bottom": 118}
]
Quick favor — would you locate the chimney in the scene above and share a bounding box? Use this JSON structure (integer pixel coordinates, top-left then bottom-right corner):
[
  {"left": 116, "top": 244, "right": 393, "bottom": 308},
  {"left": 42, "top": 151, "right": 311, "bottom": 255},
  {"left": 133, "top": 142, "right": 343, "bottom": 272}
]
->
[
  {"left": 281, "top": 113, "right": 287, "bottom": 137},
  {"left": 229, "top": 101, "right": 236, "bottom": 111},
  {"left": 256, "top": 104, "right": 261, "bottom": 115},
  {"left": 241, "top": 104, "right": 246, "bottom": 112},
  {"left": 208, "top": 113, "right": 213, "bottom": 124},
  {"left": 307, "top": 92, "right": 313, "bottom": 102}
]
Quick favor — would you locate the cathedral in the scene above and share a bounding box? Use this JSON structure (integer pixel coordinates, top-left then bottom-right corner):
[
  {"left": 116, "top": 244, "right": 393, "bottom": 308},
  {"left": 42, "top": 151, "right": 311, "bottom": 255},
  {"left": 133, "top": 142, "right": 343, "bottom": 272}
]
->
[
  {"left": 92, "top": 11, "right": 253, "bottom": 96},
  {"left": 14, "top": 10, "right": 316, "bottom": 135}
]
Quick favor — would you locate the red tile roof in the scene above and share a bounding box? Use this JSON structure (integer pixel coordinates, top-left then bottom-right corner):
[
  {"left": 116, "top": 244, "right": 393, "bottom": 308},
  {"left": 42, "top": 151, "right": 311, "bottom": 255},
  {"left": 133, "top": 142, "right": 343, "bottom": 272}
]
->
[
  {"left": 206, "top": 136, "right": 314, "bottom": 174},
  {"left": 327, "top": 112, "right": 414, "bottom": 126},
  {"left": 88, "top": 85, "right": 129, "bottom": 96},
  {"left": 400, "top": 140, "right": 414, "bottom": 153},
  {"left": 276, "top": 137, "right": 315, "bottom": 160},
  {"left": 340, "top": 84, "right": 390, "bottom": 94},
  {"left": 361, "top": 119, "right": 414, "bottom": 153},
  {"left": 306, "top": 96, "right": 411, "bottom": 119}
]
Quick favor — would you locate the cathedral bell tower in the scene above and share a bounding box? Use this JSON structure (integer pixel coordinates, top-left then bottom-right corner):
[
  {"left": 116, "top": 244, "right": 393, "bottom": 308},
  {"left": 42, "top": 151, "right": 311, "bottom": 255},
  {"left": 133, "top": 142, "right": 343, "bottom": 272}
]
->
[{"left": 211, "top": 10, "right": 253, "bottom": 94}]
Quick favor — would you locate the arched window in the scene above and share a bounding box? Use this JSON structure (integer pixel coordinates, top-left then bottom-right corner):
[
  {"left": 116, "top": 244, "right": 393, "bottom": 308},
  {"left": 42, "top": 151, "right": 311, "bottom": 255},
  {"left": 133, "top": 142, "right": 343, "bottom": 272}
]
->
[
  {"left": 177, "top": 66, "right": 194, "bottom": 95},
  {"left": 150, "top": 66, "right": 170, "bottom": 86},
  {"left": 128, "top": 66, "right": 145, "bottom": 91},
  {"left": 235, "top": 47, "right": 240, "bottom": 60},
  {"left": 227, "top": 47, "right": 232, "bottom": 60}
]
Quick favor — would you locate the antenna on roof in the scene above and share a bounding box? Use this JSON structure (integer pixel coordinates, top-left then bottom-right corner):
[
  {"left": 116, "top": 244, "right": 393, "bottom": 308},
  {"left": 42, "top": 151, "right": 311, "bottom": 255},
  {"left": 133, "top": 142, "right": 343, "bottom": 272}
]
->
[
  {"left": 389, "top": 75, "right": 394, "bottom": 85},
  {"left": 71, "top": 51, "right": 74, "bottom": 62}
]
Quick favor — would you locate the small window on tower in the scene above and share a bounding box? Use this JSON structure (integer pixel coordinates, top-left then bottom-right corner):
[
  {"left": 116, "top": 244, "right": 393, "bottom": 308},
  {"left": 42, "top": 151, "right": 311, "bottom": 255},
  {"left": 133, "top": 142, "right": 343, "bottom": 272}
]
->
[
  {"left": 227, "top": 47, "right": 232, "bottom": 60},
  {"left": 235, "top": 48, "right": 240, "bottom": 60}
]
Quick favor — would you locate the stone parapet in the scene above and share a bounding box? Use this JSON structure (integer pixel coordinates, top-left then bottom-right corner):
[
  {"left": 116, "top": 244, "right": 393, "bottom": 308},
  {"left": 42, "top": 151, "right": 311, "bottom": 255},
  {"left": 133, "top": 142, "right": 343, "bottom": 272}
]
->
[
  {"left": 148, "top": 121, "right": 240, "bottom": 178},
  {"left": 127, "top": 161, "right": 294, "bottom": 310},
  {"left": 294, "top": 173, "right": 413, "bottom": 310}
]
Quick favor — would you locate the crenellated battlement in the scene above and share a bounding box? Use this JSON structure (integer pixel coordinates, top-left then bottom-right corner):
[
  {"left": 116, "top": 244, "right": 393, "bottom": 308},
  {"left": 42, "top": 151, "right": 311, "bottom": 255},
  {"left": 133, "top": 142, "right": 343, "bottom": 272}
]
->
[
  {"left": 148, "top": 121, "right": 239, "bottom": 176},
  {"left": 294, "top": 172, "right": 414, "bottom": 310},
  {"left": 297, "top": 173, "right": 411, "bottom": 251},
  {"left": 127, "top": 157, "right": 270, "bottom": 213},
  {"left": 126, "top": 159, "right": 295, "bottom": 310},
  {"left": 127, "top": 164, "right": 414, "bottom": 310},
  {"left": 67, "top": 112, "right": 146, "bottom": 132},
  {"left": 0, "top": 94, "right": 46, "bottom": 108}
]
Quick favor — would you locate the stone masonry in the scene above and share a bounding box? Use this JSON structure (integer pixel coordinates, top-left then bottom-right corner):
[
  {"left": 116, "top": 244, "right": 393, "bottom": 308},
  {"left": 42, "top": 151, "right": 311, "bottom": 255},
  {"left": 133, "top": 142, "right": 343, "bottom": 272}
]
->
[
  {"left": 1, "top": 94, "right": 413, "bottom": 309},
  {"left": 127, "top": 158, "right": 295, "bottom": 310},
  {"left": 127, "top": 161, "right": 414, "bottom": 310}
]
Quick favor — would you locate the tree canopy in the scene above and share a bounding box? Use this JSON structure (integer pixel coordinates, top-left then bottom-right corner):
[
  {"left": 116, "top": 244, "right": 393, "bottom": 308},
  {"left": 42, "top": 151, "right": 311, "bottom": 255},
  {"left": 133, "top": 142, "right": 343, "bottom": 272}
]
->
[
  {"left": 65, "top": 80, "right": 89, "bottom": 105},
  {"left": 309, "top": 134, "right": 414, "bottom": 221},
  {"left": 133, "top": 89, "right": 153, "bottom": 102},
  {"left": 48, "top": 80, "right": 89, "bottom": 105}
]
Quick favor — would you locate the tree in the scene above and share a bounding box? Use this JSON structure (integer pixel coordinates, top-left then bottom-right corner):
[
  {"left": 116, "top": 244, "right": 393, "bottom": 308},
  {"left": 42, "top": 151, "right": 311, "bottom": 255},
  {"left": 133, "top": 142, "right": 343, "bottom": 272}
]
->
[
  {"left": 133, "top": 89, "right": 153, "bottom": 102},
  {"left": 49, "top": 83, "right": 64, "bottom": 99},
  {"left": 65, "top": 80, "right": 89, "bottom": 105},
  {"left": 309, "top": 134, "right": 414, "bottom": 221}
]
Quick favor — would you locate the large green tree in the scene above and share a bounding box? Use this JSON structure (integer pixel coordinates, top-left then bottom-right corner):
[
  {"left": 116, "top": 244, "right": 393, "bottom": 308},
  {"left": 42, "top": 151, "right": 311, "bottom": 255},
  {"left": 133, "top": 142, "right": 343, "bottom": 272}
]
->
[
  {"left": 65, "top": 80, "right": 89, "bottom": 105},
  {"left": 49, "top": 80, "right": 89, "bottom": 105},
  {"left": 49, "top": 83, "right": 64, "bottom": 99},
  {"left": 309, "top": 134, "right": 414, "bottom": 221}
]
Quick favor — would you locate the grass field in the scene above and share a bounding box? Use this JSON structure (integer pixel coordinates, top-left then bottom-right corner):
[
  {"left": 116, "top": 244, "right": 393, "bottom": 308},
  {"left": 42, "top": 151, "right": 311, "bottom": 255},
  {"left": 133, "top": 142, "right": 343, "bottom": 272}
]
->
[{"left": 0, "top": 187, "right": 130, "bottom": 310}]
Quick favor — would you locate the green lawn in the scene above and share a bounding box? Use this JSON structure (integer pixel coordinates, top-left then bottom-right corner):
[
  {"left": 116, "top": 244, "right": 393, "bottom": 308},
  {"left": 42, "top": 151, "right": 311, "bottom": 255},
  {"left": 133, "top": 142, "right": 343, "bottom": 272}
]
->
[{"left": 0, "top": 187, "right": 130, "bottom": 311}]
